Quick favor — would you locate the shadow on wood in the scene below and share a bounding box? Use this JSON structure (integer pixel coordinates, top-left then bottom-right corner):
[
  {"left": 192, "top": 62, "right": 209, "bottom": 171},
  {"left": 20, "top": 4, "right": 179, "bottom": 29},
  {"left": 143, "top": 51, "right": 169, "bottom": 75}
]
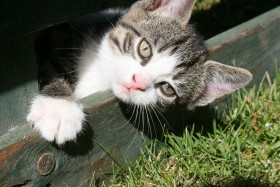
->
[{"left": 52, "top": 123, "right": 94, "bottom": 156}]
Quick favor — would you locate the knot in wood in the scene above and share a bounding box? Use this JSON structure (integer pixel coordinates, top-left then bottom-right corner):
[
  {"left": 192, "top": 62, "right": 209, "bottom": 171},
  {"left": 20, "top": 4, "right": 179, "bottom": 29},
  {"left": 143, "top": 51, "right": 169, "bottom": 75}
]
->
[{"left": 36, "top": 152, "right": 56, "bottom": 176}]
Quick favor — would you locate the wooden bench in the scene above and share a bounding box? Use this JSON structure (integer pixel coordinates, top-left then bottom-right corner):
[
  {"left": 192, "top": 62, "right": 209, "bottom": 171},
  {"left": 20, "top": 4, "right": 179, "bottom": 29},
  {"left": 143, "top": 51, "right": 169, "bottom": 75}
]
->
[{"left": 0, "top": 1, "right": 279, "bottom": 185}]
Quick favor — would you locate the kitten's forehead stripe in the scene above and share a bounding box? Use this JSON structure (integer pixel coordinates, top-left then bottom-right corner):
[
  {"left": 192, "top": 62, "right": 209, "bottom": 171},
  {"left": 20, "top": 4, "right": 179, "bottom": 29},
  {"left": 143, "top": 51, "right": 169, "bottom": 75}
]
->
[
  {"left": 154, "top": 37, "right": 160, "bottom": 46},
  {"left": 170, "top": 45, "right": 179, "bottom": 55},
  {"left": 174, "top": 35, "right": 191, "bottom": 46},
  {"left": 127, "top": 34, "right": 136, "bottom": 59},
  {"left": 123, "top": 32, "right": 129, "bottom": 54},
  {"left": 158, "top": 35, "right": 190, "bottom": 53},
  {"left": 119, "top": 21, "right": 141, "bottom": 37},
  {"left": 119, "top": 32, "right": 136, "bottom": 58},
  {"left": 123, "top": 32, "right": 134, "bottom": 54},
  {"left": 109, "top": 34, "right": 122, "bottom": 53},
  {"left": 172, "top": 70, "right": 188, "bottom": 81},
  {"left": 175, "top": 55, "right": 202, "bottom": 70},
  {"left": 127, "top": 34, "right": 133, "bottom": 51}
]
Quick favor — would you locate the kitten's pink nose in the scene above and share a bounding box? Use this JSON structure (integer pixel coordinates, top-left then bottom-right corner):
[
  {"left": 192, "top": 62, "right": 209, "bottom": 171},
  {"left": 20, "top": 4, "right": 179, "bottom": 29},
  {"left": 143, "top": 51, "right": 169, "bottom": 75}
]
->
[{"left": 130, "top": 74, "right": 150, "bottom": 91}]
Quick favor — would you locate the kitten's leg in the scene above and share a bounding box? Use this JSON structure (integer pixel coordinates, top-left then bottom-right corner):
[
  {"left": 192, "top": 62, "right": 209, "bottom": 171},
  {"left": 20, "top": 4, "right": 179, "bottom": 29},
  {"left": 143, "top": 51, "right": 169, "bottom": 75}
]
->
[{"left": 27, "top": 78, "right": 85, "bottom": 145}]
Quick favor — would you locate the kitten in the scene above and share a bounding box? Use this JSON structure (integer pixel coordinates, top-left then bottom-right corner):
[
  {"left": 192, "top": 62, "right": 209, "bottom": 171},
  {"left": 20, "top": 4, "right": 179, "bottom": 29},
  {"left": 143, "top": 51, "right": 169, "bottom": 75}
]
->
[{"left": 27, "top": 0, "right": 252, "bottom": 145}]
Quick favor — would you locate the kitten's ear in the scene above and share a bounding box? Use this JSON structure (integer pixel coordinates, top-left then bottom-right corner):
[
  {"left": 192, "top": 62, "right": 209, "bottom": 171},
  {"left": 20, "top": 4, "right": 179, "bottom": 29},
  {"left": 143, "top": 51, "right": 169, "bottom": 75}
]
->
[
  {"left": 194, "top": 60, "right": 252, "bottom": 107},
  {"left": 146, "top": 0, "right": 196, "bottom": 24}
]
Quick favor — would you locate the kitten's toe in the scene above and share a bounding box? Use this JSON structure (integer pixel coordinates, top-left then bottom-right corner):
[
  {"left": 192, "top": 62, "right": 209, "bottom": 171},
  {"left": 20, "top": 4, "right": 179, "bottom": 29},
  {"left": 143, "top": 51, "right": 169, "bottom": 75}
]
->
[
  {"left": 35, "top": 116, "right": 58, "bottom": 142},
  {"left": 27, "top": 95, "right": 85, "bottom": 144},
  {"left": 55, "top": 105, "right": 85, "bottom": 144},
  {"left": 27, "top": 103, "right": 44, "bottom": 126}
]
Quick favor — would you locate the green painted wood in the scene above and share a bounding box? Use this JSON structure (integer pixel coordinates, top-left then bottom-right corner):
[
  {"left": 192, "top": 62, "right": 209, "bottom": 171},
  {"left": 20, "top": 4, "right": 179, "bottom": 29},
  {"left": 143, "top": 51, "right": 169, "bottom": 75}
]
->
[
  {"left": 206, "top": 6, "right": 280, "bottom": 89},
  {"left": 0, "top": 0, "right": 136, "bottom": 43},
  {"left": 0, "top": 35, "right": 38, "bottom": 137},
  {"left": 0, "top": 5, "right": 279, "bottom": 187}
]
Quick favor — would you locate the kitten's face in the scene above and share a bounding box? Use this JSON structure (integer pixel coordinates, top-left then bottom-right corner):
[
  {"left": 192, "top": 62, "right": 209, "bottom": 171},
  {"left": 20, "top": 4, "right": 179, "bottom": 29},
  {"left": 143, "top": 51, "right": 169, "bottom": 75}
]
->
[
  {"left": 109, "top": 34, "right": 183, "bottom": 107},
  {"left": 101, "top": 0, "right": 252, "bottom": 110}
]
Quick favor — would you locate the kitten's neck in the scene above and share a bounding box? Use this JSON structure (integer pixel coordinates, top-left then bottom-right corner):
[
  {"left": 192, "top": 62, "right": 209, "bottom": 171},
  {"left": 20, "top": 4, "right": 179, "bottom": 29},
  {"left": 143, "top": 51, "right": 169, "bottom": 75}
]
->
[{"left": 74, "top": 36, "right": 114, "bottom": 99}]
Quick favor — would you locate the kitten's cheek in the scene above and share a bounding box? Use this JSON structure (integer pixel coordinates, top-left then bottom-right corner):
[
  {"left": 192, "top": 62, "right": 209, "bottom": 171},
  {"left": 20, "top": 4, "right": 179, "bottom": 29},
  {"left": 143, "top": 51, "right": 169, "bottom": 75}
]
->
[
  {"left": 112, "top": 84, "right": 130, "bottom": 101},
  {"left": 117, "top": 85, "right": 130, "bottom": 95},
  {"left": 121, "top": 86, "right": 130, "bottom": 95}
]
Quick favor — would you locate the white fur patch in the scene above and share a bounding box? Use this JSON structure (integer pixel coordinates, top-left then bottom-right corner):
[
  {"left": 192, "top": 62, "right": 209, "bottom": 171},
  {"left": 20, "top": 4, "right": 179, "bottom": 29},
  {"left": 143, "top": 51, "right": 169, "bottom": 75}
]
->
[
  {"left": 74, "top": 38, "right": 114, "bottom": 99},
  {"left": 27, "top": 96, "right": 85, "bottom": 145}
]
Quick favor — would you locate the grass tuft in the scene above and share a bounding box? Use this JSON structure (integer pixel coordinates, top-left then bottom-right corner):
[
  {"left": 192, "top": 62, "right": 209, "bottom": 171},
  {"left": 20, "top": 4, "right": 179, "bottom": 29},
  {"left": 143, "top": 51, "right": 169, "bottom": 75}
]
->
[{"left": 195, "top": 0, "right": 221, "bottom": 11}]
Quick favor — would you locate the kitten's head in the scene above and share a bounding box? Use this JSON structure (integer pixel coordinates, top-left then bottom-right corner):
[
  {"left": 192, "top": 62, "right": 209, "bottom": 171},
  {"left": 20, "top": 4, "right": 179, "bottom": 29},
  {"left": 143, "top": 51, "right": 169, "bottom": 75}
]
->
[{"left": 101, "top": 0, "right": 252, "bottom": 110}]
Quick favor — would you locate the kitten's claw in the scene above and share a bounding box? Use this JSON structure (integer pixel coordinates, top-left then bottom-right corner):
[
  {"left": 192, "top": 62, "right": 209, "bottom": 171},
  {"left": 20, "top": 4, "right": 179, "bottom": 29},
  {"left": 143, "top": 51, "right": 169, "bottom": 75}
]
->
[{"left": 27, "top": 95, "right": 85, "bottom": 145}]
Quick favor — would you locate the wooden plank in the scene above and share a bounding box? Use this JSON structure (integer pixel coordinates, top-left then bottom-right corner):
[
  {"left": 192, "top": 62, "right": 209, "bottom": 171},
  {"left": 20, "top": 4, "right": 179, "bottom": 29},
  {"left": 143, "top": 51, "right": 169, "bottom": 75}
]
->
[
  {"left": 0, "top": 35, "right": 38, "bottom": 137},
  {"left": 206, "top": 6, "right": 280, "bottom": 88},
  {"left": 0, "top": 6, "right": 279, "bottom": 186},
  {"left": 0, "top": 0, "right": 135, "bottom": 43}
]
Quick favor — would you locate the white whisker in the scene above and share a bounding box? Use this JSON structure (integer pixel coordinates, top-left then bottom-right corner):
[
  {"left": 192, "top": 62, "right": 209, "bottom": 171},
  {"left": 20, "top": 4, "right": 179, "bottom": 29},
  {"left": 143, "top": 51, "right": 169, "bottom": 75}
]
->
[
  {"left": 151, "top": 103, "right": 169, "bottom": 127},
  {"left": 127, "top": 105, "right": 140, "bottom": 150},
  {"left": 144, "top": 105, "right": 152, "bottom": 137},
  {"left": 147, "top": 105, "right": 157, "bottom": 138},
  {"left": 150, "top": 104, "right": 165, "bottom": 131}
]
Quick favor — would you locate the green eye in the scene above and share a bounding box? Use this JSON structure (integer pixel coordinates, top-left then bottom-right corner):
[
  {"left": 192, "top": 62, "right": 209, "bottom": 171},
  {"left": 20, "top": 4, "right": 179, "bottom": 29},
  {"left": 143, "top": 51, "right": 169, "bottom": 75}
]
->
[
  {"left": 138, "top": 39, "right": 152, "bottom": 63},
  {"left": 160, "top": 83, "right": 176, "bottom": 97}
]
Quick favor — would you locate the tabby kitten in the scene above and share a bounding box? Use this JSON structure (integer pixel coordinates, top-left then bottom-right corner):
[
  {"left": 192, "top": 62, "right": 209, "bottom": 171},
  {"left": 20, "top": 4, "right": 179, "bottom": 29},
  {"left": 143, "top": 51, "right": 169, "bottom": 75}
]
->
[{"left": 27, "top": 0, "right": 252, "bottom": 144}]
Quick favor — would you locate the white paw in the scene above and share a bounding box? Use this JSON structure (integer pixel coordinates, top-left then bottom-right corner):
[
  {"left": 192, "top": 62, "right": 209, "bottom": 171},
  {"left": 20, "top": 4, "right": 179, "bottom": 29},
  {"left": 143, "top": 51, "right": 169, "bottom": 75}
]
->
[{"left": 27, "top": 95, "right": 85, "bottom": 145}]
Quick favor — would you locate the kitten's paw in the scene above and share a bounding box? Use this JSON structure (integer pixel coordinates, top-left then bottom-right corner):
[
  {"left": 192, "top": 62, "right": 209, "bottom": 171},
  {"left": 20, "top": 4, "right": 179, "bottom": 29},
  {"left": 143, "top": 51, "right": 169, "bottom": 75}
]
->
[{"left": 27, "top": 95, "right": 85, "bottom": 145}]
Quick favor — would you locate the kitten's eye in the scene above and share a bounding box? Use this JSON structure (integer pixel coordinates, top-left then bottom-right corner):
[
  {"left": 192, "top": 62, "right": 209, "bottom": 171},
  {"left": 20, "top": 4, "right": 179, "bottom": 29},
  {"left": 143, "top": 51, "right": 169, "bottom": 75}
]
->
[
  {"left": 138, "top": 39, "right": 152, "bottom": 64},
  {"left": 160, "top": 83, "right": 176, "bottom": 97}
]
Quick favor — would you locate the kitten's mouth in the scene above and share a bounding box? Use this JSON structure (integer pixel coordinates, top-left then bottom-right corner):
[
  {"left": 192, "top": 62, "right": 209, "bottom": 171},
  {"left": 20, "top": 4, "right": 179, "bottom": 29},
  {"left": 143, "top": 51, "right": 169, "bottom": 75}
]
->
[
  {"left": 122, "top": 85, "right": 146, "bottom": 95},
  {"left": 126, "top": 86, "right": 145, "bottom": 92},
  {"left": 113, "top": 83, "right": 155, "bottom": 106}
]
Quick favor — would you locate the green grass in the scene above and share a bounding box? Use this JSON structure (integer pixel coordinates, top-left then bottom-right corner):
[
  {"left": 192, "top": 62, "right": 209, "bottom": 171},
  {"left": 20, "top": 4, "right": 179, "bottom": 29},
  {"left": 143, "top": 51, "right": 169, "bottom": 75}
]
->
[
  {"left": 194, "top": 0, "right": 221, "bottom": 11},
  {"left": 104, "top": 68, "right": 280, "bottom": 187}
]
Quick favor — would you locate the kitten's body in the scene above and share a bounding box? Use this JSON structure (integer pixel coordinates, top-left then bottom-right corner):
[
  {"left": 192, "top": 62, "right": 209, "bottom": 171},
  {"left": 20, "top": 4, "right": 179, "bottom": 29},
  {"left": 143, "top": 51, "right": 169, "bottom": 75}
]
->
[{"left": 27, "top": 0, "right": 252, "bottom": 145}]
